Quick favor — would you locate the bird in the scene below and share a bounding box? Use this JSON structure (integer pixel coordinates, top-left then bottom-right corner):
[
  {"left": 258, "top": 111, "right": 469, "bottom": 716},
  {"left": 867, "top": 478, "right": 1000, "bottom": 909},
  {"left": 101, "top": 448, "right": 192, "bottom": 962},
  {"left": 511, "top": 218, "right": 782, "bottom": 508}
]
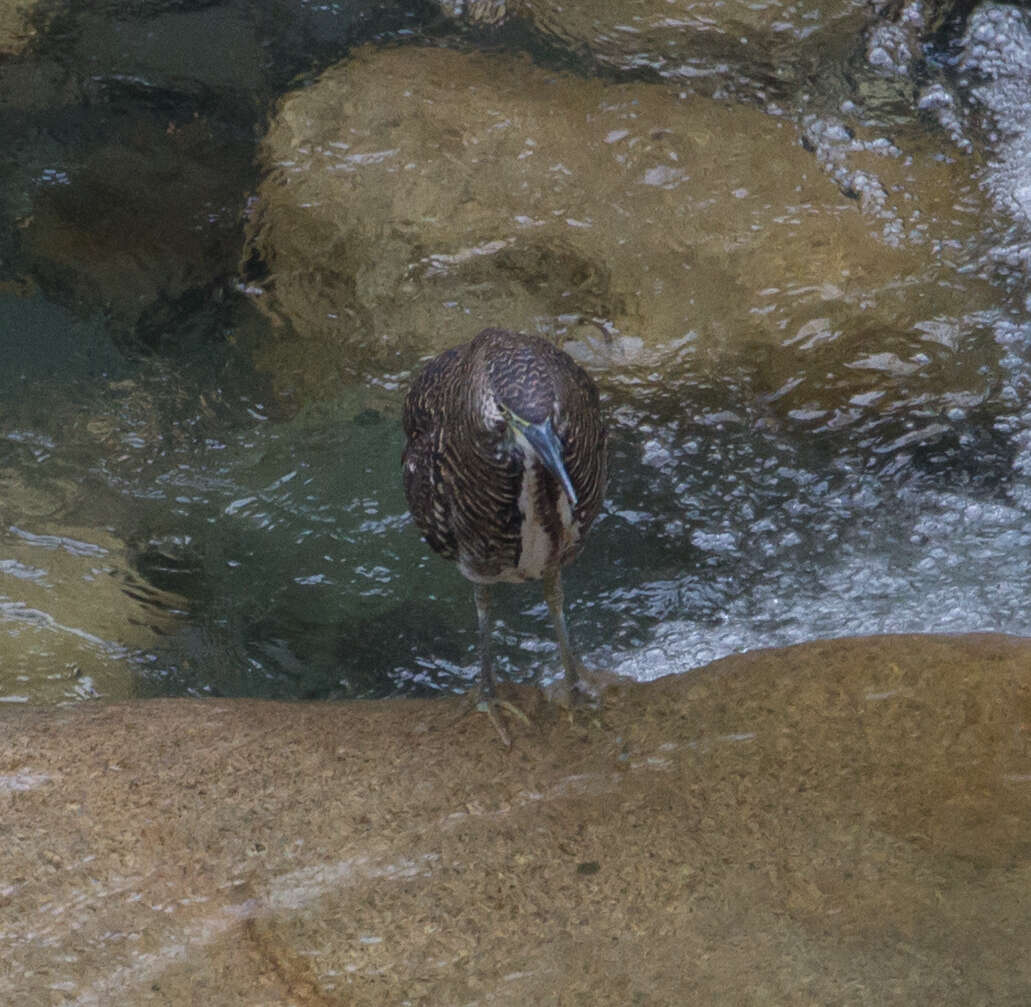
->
[{"left": 402, "top": 327, "right": 607, "bottom": 742}]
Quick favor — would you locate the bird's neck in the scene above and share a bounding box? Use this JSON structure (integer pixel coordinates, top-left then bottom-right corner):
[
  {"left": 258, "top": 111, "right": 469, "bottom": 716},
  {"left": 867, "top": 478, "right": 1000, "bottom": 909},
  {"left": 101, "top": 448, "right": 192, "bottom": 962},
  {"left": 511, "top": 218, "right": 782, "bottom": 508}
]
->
[{"left": 513, "top": 450, "right": 577, "bottom": 582}]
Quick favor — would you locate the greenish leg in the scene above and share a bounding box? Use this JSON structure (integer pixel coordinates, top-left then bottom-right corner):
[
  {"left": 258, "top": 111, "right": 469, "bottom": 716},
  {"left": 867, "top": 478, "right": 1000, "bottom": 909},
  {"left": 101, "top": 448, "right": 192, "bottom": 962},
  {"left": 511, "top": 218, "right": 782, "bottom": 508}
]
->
[
  {"left": 473, "top": 582, "right": 497, "bottom": 699},
  {"left": 472, "top": 582, "right": 530, "bottom": 746},
  {"left": 542, "top": 569, "right": 583, "bottom": 692}
]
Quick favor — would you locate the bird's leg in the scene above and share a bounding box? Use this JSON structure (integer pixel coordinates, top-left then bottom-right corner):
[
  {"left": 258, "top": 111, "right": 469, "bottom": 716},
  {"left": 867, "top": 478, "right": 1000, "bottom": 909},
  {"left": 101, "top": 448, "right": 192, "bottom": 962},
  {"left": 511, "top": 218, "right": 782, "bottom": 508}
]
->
[
  {"left": 473, "top": 582, "right": 530, "bottom": 746},
  {"left": 541, "top": 571, "right": 608, "bottom": 732},
  {"left": 474, "top": 582, "right": 497, "bottom": 699},
  {"left": 542, "top": 568, "right": 586, "bottom": 696}
]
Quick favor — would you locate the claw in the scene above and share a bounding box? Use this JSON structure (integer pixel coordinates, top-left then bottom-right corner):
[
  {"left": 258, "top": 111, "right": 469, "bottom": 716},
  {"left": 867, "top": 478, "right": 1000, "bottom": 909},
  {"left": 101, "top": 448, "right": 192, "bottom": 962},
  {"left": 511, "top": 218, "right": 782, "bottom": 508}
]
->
[
  {"left": 478, "top": 696, "right": 532, "bottom": 726},
  {"left": 477, "top": 697, "right": 532, "bottom": 747},
  {"left": 450, "top": 687, "right": 533, "bottom": 747},
  {"left": 481, "top": 694, "right": 534, "bottom": 747}
]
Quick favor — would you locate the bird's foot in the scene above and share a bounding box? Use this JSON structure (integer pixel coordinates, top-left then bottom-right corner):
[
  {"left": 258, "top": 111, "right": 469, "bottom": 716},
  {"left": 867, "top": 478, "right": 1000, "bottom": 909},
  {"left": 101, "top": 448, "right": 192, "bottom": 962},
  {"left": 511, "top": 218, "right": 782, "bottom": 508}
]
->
[
  {"left": 477, "top": 694, "right": 532, "bottom": 748},
  {"left": 543, "top": 663, "right": 616, "bottom": 705},
  {"left": 451, "top": 686, "right": 533, "bottom": 747},
  {"left": 543, "top": 665, "right": 621, "bottom": 732}
]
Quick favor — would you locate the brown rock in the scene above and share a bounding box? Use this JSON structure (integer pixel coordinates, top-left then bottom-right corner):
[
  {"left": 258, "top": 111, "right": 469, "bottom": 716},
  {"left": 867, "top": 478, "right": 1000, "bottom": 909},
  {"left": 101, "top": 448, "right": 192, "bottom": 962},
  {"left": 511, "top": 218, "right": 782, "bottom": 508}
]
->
[
  {"left": 2, "top": 633, "right": 1028, "bottom": 1003},
  {"left": 0, "top": 512, "right": 183, "bottom": 705},
  {"left": 0, "top": 0, "right": 44, "bottom": 55},
  {"left": 246, "top": 44, "right": 1000, "bottom": 415},
  {"left": 440, "top": 0, "right": 881, "bottom": 97}
]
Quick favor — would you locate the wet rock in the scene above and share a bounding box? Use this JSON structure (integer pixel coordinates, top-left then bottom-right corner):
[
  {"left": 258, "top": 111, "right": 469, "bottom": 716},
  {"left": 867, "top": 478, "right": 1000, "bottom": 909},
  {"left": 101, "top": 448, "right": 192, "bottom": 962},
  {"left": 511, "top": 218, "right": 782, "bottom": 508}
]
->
[
  {"left": 0, "top": 362, "right": 188, "bottom": 705},
  {"left": 439, "top": 0, "right": 886, "bottom": 100},
  {"left": 437, "top": 0, "right": 981, "bottom": 102},
  {"left": 4, "top": 0, "right": 427, "bottom": 352},
  {"left": 0, "top": 0, "right": 45, "bottom": 55},
  {"left": 21, "top": 115, "right": 248, "bottom": 350},
  {"left": 65, "top": 3, "right": 265, "bottom": 97},
  {"left": 54, "top": 0, "right": 415, "bottom": 93},
  {"left": 0, "top": 497, "right": 184, "bottom": 704},
  {"left": 959, "top": 4, "right": 1031, "bottom": 282},
  {"left": 2, "top": 8, "right": 261, "bottom": 350},
  {"left": 247, "top": 44, "right": 1000, "bottom": 409},
  {"left": 1, "top": 633, "right": 1028, "bottom": 1002}
]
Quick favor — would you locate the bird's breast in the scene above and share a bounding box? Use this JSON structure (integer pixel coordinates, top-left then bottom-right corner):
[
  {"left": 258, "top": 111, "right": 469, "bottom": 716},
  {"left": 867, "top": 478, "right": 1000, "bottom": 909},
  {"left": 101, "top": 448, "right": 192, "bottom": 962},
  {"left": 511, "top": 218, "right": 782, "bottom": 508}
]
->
[{"left": 452, "top": 438, "right": 581, "bottom": 585}]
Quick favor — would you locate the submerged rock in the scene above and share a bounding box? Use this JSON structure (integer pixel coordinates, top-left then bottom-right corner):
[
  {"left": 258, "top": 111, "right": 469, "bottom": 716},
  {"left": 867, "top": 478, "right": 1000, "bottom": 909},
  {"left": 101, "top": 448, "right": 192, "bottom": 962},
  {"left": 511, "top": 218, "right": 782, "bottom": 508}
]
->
[
  {"left": 438, "top": 0, "right": 884, "bottom": 99},
  {"left": 247, "top": 43, "right": 1001, "bottom": 418},
  {"left": 960, "top": 3, "right": 1031, "bottom": 281},
  {"left": 0, "top": 0, "right": 44, "bottom": 55},
  {"left": 1, "top": 633, "right": 1028, "bottom": 1002},
  {"left": 21, "top": 117, "right": 248, "bottom": 350},
  {"left": 0, "top": 504, "right": 184, "bottom": 704},
  {"left": 0, "top": 372, "right": 187, "bottom": 705}
]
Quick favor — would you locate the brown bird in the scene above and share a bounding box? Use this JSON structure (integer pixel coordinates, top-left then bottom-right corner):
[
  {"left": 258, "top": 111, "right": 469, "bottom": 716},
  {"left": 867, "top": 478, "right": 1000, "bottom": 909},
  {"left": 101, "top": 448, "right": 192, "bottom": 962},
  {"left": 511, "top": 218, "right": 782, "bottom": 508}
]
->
[{"left": 402, "top": 328, "right": 607, "bottom": 741}]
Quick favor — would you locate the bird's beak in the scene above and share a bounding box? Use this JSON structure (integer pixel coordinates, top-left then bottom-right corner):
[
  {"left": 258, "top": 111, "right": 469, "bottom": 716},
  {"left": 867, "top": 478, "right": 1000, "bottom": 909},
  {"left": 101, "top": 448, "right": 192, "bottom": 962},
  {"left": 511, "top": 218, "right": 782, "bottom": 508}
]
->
[{"left": 518, "top": 417, "right": 579, "bottom": 507}]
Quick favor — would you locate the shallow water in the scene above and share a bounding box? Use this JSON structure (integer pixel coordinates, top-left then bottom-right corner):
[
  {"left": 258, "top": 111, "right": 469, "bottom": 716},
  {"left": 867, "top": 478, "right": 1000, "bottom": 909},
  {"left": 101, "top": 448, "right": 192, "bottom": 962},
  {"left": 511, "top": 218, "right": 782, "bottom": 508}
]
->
[{"left": 2, "top": 2, "right": 1031, "bottom": 703}]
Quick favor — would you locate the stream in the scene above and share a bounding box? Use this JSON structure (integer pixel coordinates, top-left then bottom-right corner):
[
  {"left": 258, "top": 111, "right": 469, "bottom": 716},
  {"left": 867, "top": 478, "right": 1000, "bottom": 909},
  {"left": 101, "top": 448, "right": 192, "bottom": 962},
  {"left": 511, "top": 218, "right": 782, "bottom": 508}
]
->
[{"left": 2, "top": 0, "right": 1030, "bottom": 704}]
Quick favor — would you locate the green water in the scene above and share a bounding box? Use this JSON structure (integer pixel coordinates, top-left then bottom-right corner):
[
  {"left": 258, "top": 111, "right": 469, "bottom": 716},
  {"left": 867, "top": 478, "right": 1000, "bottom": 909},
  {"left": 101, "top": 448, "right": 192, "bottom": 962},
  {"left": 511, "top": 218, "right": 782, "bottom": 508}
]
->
[{"left": 2, "top": 1, "right": 1031, "bottom": 705}]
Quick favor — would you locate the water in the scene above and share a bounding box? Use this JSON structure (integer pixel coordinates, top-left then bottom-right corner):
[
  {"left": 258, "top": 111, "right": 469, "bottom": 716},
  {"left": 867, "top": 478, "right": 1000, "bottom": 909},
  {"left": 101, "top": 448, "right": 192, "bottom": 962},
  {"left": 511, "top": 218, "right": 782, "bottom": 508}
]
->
[{"left": 3, "top": 1, "right": 1031, "bottom": 704}]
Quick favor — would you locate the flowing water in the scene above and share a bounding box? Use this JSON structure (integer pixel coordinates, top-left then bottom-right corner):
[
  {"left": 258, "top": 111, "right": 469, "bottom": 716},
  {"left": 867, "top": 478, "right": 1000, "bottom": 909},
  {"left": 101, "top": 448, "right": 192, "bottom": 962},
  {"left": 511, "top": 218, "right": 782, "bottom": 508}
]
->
[{"left": 2, "top": 1, "right": 1031, "bottom": 705}]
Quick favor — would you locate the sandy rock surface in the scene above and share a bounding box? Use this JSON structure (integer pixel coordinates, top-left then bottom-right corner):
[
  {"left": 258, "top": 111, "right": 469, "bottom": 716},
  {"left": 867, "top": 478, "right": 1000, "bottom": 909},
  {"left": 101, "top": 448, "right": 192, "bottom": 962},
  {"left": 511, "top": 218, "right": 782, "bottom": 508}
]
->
[{"left": 3, "top": 633, "right": 1028, "bottom": 1004}]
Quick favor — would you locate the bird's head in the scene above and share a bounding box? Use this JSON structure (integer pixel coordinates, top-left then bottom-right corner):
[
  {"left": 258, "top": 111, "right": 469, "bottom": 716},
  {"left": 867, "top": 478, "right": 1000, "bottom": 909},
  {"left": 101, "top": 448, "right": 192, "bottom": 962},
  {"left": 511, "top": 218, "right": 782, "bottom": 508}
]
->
[
  {"left": 497, "top": 401, "right": 579, "bottom": 507},
  {"left": 473, "top": 332, "right": 579, "bottom": 506}
]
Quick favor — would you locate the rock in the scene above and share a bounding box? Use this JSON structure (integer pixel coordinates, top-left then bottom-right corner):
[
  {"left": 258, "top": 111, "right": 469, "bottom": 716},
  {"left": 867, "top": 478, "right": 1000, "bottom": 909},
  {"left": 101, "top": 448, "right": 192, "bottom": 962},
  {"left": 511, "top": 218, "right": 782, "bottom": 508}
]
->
[
  {"left": 0, "top": 368, "right": 188, "bottom": 705},
  {"left": 437, "top": 1, "right": 981, "bottom": 103},
  {"left": 5, "top": 3, "right": 263, "bottom": 350},
  {"left": 246, "top": 44, "right": 1001, "bottom": 412},
  {"left": 0, "top": 0, "right": 44, "bottom": 55},
  {"left": 0, "top": 506, "right": 184, "bottom": 705},
  {"left": 21, "top": 116, "right": 249, "bottom": 349},
  {"left": 1, "top": 633, "right": 1028, "bottom": 1003},
  {"left": 438, "top": 0, "right": 883, "bottom": 99},
  {"left": 7, "top": 0, "right": 424, "bottom": 352}
]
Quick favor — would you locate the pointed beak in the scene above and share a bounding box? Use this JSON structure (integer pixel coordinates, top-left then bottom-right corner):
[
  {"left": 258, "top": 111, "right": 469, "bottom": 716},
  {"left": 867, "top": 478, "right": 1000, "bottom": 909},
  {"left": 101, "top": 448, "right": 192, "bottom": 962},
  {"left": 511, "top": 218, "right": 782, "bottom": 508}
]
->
[{"left": 519, "top": 417, "right": 579, "bottom": 506}]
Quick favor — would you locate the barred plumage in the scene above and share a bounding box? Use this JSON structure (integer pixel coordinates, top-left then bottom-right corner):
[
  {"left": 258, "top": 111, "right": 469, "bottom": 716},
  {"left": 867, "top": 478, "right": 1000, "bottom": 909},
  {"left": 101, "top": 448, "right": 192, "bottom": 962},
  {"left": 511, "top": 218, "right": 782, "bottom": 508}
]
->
[{"left": 402, "top": 328, "right": 607, "bottom": 740}]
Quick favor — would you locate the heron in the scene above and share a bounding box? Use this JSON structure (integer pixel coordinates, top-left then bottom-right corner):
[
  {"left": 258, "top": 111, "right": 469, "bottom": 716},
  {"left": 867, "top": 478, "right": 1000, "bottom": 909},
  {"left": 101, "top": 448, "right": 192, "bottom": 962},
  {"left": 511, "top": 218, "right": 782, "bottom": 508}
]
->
[{"left": 402, "top": 327, "right": 607, "bottom": 743}]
